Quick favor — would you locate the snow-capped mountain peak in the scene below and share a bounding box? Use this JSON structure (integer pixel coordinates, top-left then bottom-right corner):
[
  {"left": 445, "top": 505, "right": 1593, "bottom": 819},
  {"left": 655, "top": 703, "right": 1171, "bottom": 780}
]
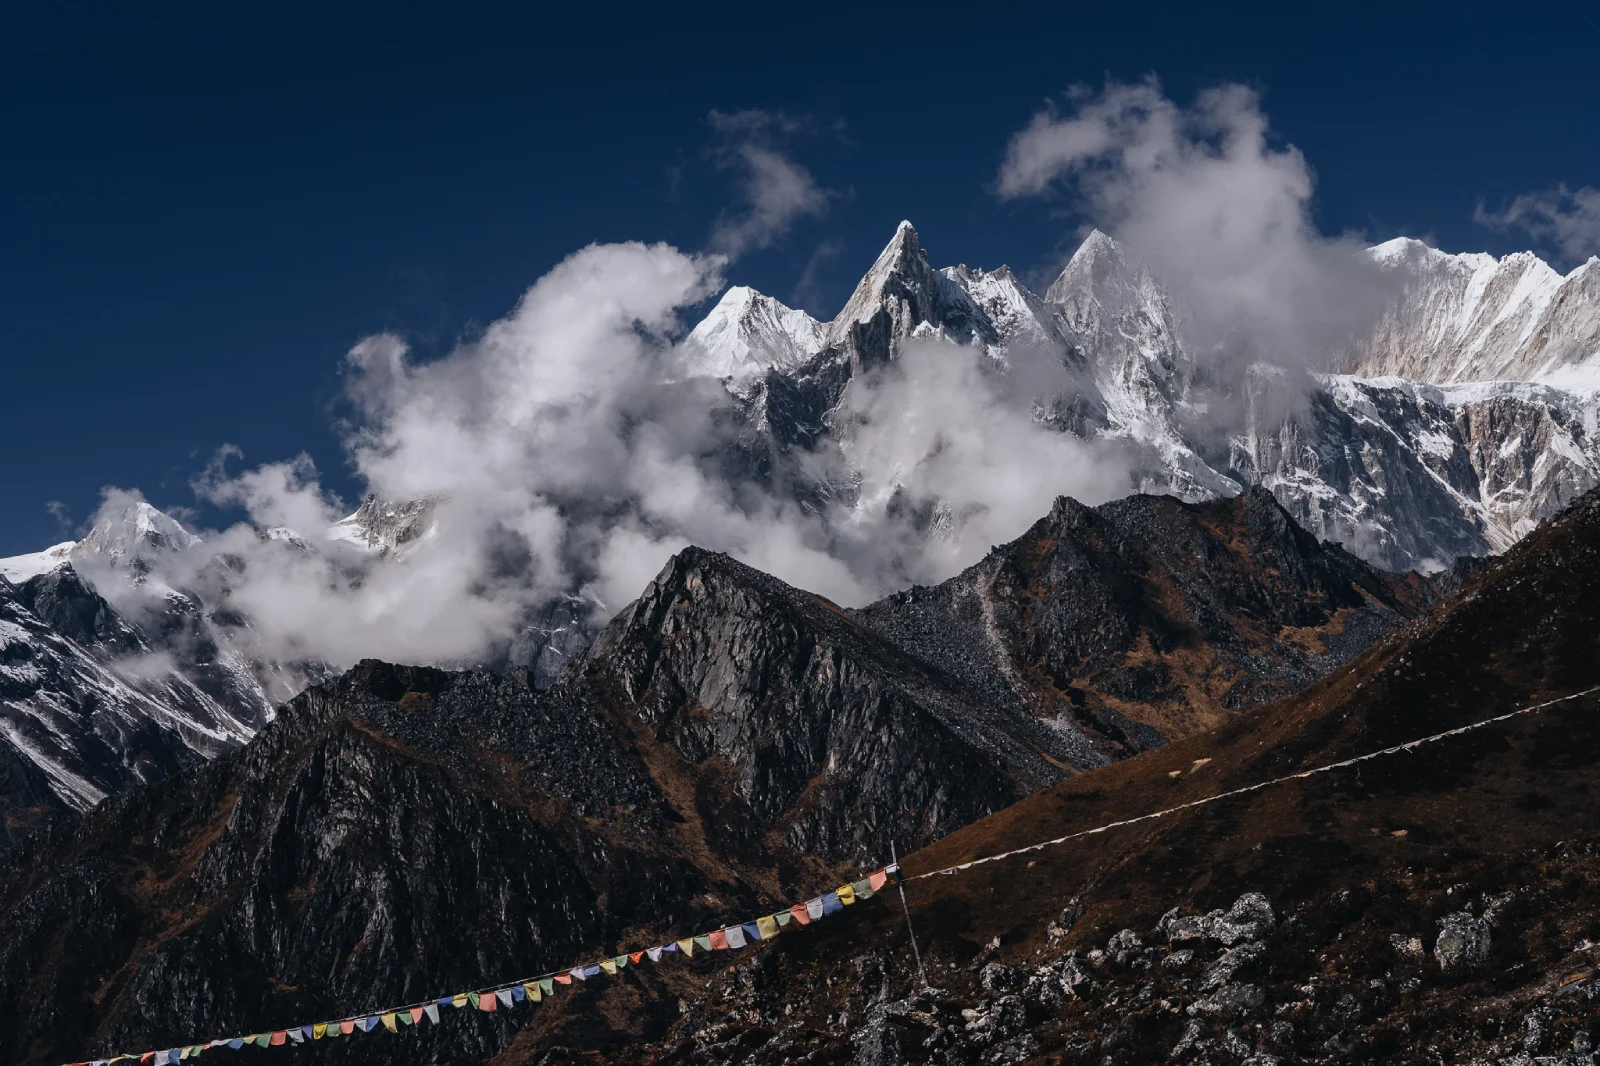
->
[
  {"left": 678, "top": 285, "right": 824, "bottom": 381},
  {"left": 0, "top": 541, "right": 77, "bottom": 583},
  {"left": 74, "top": 499, "right": 199, "bottom": 570},
  {"left": 826, "top": 221, "right": 941, "bottom": 351},
  {"left": 1355, "top": 239, "right": 1600, "bottom": 385}
]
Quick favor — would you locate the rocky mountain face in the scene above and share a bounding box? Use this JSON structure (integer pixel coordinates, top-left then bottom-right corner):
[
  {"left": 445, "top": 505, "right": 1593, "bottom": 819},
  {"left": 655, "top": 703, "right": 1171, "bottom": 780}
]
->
[
  {"left": 0, "top": 485, "right": 1441, "bottom": 1064},
  {"left": 1353, "top": 237, "right": 1600, "bottom": 385},
  {"left": 691, "top": 223, "right": 1600, "bottom": 574},
  {"left": 0, "top": 662, "right": 765, "bottom": 1066},
  {"left": 602, "top": 487, "right": 1600, "bottom": 1066},
  {"left": 856, "top": 487, "right": 1432, "bottom": 766},
  {"left": 0, "top": 564, "right": 257, "bottom": 845},
  {"left": 0, "top": 500, "right": 344, "bottom": 846}
]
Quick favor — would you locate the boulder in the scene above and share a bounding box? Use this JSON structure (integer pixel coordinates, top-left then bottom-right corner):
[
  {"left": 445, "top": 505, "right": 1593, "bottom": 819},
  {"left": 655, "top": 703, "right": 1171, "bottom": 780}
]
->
[{"left": 1434, "top": 911, "right": 1493, "bottom": 975}]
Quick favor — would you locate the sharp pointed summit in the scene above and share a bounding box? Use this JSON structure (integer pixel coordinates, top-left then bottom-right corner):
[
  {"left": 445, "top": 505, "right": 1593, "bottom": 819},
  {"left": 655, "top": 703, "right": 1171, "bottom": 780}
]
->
[{"left": 824, "top": 220, "right": 944, "bottom": 367}]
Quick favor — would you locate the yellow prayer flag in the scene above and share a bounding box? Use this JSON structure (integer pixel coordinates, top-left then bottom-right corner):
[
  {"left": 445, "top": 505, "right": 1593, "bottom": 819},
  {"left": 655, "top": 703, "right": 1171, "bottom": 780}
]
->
[
  {"left": 757, "top": 915, "right": 779, "bottom": 939},
  {"left": 313, "top": 1024, "right": 327, "bottom": 1039},
  {"left": 524, "top": 982, "right": 541, "bottom": 1003},
  {"left": 452, "top": 993, "right": 469, "bottom": 1008},
  {"left": 677, "top": 938, "right": 695, "bottom": 957},
  {"left": 600, "top": 959, "right": 618, "bottom": 975},
  {"left": 838, "top": 883, "right": 856, "bottom": 904},
  {"left": 381, "top": 1013, "right": 398, "bottom": 1033}
]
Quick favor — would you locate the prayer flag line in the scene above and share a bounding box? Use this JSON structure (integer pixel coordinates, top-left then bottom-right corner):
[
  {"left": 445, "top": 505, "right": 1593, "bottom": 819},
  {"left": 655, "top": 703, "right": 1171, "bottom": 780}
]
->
[
  {"left": 60, "top": 867, "right": 896, "bottom": 1066},
  {"left": 909, "top": 685, "right": 1600, "bottom": 881}
]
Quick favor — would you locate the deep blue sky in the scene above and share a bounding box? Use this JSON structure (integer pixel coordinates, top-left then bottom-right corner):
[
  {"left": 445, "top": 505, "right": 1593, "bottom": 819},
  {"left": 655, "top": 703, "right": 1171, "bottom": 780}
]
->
[{"left": 3, "top": 2, "right": 1597, "bottom": 556}]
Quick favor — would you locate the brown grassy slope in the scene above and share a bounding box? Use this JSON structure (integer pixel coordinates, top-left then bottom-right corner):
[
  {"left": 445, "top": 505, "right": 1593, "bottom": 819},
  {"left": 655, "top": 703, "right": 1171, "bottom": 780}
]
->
[{"left": 594, "top": 490, "right": 1600, "bottom": 1065}]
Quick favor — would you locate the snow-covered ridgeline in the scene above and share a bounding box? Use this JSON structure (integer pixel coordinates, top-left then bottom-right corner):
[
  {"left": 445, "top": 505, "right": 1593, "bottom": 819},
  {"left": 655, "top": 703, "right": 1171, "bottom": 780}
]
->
[{"left": 667, "top": 223, "right": 1600, "bottom": 573}]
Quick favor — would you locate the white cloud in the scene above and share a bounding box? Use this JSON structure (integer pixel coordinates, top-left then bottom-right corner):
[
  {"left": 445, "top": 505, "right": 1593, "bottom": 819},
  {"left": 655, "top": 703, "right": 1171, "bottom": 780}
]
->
[
  {"left": 707, "top": 109, "right": 833, "bottom": 260},
  {"left": 835, "top": 337, "right": 1132, "bottom": 586},
  {"left": 1476, "top": 183, "right": 1600, "bottom": 265},
  {"left": 997, "top": 79, "right": 1390, "bottom": 375}
]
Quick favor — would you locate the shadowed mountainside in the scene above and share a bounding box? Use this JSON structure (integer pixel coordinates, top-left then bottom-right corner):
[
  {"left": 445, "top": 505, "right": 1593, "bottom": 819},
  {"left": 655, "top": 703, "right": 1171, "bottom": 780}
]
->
[
  {"left": 0, "top": 490, "right": 1456, "bottom": 1065},
  {"left": 607, "top": 486, "right": 1600, "bottom": 1065}
]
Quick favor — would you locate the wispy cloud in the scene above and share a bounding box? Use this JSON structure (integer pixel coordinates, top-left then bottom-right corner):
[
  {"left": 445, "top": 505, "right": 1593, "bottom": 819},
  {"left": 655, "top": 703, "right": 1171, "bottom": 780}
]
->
[
  {"left": 706, "top": 109, "right": 834, "bottom": 261},
  {"left": 789, "top": 238, "right": 845, "bottom": 316},
  {"left": 1476, "top": 183, "right": 1600, "bottom": 266}
]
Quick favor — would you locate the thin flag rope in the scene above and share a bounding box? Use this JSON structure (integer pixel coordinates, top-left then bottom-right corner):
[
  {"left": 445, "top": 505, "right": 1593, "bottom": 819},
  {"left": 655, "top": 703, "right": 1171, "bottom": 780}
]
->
[
  {"left": 58, "top": 685, "right": 1598, "bottom": 1065},
  {"left": 60, "top": 866, "right": 898, "bottom": 1066},
  {"left": 909, "top": 685, "right": 1600, "bottom": 881}
]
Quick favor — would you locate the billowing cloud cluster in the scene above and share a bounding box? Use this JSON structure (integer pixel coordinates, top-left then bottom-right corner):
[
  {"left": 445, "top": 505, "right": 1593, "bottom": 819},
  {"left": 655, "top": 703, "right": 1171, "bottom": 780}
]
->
[
  {"left": 82, "top": 234, "right": 1121, "bottom": 673},
  {"left": 999, "top": 79, "right": 1390, "bottom": 377},
  {"left": 74, "top": 80, "right": 1398, "bottom": 677}
]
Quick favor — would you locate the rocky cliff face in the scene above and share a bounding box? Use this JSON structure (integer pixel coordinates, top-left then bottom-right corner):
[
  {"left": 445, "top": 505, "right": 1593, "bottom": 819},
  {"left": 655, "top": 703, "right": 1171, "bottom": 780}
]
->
[
  {"left": 1354, "top": 237, "right": 1600, "bottom": 384},
  {"left": 685, "top": 224, "right": 1600, "bottom": 576},
  {"left": 579, "top": 547, "right": 1032, "bottom": 862},
  {"left": 604, "top": 491, "right": 1600, "bottom": 1066},
  {"left": 0, "top": 661, "right": 762, "bottom": 1065},
  {"left": 0, "top": 484, "right": 1446, "bottom": 1064},
  {"left": 857, "top": 487, "right": 1431, "bottom": 764},
  {"left": 1, "top": 566, "right": 257, "bottom": 844}
]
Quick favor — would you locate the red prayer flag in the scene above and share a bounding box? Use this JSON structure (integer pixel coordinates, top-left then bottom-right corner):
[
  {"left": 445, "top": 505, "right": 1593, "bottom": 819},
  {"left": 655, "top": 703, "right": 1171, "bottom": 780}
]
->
[
  {"left": 869, "top": 869, "right": 889, "bottom": 892},
  {"left": 789, "top": 903, "right": 811, "bottom": 925},
  {"left": 270, "top": 1031, "right": 286, "bottom": 1046},
  {"left": 555, "top": 973, "right": 573, "bottom": 985},
  {"left": 479, "top": 991, "right": 497, "bottom": 1011},
  {"left": 630, "top": 951, "right": 645, "bottom": 964},
  {"left": 340, "top": 1020, "right": 355, "bottom": 1035},
  {"left": 410, "top": 1007, "right": 424, "bottom": 1024},
  {"left": 708, "top": 928, "right": 729, "bottom": 950}
]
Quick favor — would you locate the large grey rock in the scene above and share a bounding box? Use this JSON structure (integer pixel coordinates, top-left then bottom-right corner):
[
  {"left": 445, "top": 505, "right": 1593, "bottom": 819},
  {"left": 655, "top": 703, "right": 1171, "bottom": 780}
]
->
[{"left": 1435, "top": 911, "right": 1494, "bottom": 975}]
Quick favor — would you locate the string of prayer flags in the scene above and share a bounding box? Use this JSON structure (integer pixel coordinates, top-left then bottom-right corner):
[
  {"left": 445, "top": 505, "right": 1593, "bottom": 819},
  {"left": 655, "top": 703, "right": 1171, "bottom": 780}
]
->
[{"left": 63, "top": 866, "right": 895, "bottom": 1066}]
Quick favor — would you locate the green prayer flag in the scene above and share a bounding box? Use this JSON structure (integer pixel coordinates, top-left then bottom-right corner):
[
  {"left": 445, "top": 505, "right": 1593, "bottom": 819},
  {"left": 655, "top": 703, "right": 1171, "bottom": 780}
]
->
[
  {"left": 775, "top": 910, "right": 792, "bottom": 926},
  {"left": 852, "top": 877, "right": 874, "bottom": 900},
  {"left": 254, "top": 1034, "right": 270, "bottom": 1048},
  {"left": 468, "top": 991, "right": 481, "bottom": 1010},
  {"left": 539, "top": 978, "right": 555, "bottom": 996},
  {"left": 694, "top": 934, "right": 712, "bottom": 951},
  {"left": 398, "top": 1010, "right": 412, "bottom": 1026}
]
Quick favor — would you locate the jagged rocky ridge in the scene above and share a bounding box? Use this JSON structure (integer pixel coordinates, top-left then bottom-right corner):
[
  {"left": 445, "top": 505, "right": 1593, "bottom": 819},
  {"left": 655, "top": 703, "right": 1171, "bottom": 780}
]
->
[
  {"left": 0, "top": 499, "right": 343, "bottom": 844},
  {"left": 687, "top": 223, "right": 1600, "bottom": 572},
  {"left": 602, "top": 487, "right": 1600, "bottom": 1066},
  {"left": 4, "top": 223, "right": 1595, "bottom": 843},
  {"left": 0, "top": 485, "right": 1427, "bottom": 852},
  {"left": 0, "top": 565, "right": 257, "bottom": 845},
  {"left": 0, "top": 487, "right": 1444, "bottom": 1063}
]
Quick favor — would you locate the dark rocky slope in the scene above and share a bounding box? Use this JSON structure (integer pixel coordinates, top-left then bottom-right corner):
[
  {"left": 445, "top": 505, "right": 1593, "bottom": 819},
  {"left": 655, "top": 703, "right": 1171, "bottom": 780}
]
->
[
  {"left": 0, "top": 491, "right": 1446, "bottom": 1064},
  {"left": 856, "top": 487, "right": 1433, "bottom": 764},
  {"left": 610, "top": 487, "right": 1600, "bottom": 1066},
  {"left": 0, "top": 663, "right": 793, "bottom": 1066}
]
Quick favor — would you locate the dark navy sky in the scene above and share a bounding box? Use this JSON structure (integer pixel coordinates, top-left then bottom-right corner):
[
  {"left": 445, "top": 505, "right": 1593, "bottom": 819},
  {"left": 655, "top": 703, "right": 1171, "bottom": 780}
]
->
[{"left": 3, "top": 2, "right": 1597, "bottom": 556}]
